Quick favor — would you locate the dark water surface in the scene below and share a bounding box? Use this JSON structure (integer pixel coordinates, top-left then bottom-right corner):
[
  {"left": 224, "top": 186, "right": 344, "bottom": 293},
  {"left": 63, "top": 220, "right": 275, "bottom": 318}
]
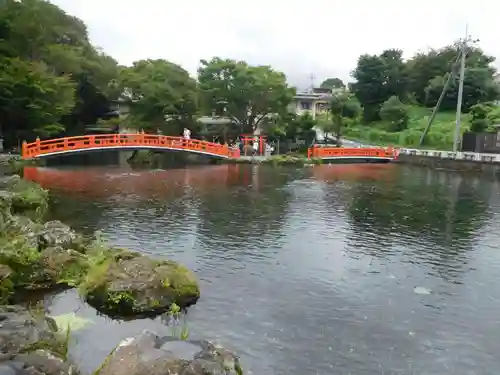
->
[{"left": 24, "top": 164, "right": 500, "bottom": 375}]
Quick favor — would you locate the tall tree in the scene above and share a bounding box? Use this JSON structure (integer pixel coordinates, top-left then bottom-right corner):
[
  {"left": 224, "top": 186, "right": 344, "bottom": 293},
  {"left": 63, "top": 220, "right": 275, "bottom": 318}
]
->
[
  {"left": 197, "top": 57, "right": 295, "bottom": 134},
  {"left": 320, "top": 77, "right": 345, "bottom": 90},
  {"left": 118, "top": 59, "right": 199, "bottom": 135},
  {"left": 0, "top": 58, "right": 76, "bottom": 146},
  {"left": 0, "top": 0, "right": 119, "bottom": 147},
  {"left": 351, "top": 49, "right": 407, "bottom": 122},
  {"left": 406, "top": 45, "right": 499, "bottom": 109},
  {"left": 325, "top": 92, "right": 361, "bottom": 140}
]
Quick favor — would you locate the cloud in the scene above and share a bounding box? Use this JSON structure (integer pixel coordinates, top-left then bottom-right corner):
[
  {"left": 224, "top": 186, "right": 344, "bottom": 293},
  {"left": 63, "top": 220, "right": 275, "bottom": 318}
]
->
[{"left": 50, "top": 0, "right": 500, "bottom": 87}]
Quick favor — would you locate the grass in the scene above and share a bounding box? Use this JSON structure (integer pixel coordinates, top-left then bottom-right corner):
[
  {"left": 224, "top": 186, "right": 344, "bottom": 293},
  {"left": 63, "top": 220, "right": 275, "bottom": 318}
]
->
[{"left": 319, "top": 106, "right": 471, "bottom": 150}]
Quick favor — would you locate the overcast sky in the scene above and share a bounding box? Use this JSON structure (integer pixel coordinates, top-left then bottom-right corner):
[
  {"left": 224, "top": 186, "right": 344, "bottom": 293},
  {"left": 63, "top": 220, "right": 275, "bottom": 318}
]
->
[{"left": 49, "top": 0, "right": 498, "bottom": 88}]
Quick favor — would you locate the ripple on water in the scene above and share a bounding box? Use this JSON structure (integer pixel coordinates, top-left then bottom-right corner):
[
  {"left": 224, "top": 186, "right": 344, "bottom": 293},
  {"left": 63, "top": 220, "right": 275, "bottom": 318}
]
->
[{"left": 31, "top": 164, "right": 500, "bottom": 375}]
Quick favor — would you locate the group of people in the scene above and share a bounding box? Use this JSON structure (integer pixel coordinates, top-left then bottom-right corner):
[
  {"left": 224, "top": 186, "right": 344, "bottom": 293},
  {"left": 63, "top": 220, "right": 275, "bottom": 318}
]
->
[{"left": 181, "top": 129, "right": 275, "bottom": 156}]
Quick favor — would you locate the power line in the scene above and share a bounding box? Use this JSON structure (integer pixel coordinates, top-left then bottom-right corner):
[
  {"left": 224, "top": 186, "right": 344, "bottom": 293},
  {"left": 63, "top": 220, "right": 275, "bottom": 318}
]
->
[
  {"left": 419, "top": 25, "right": 479, "bottom": 149},
  {"left": 308, "top": 74, "right": 315, "bottom": 91},
  {"left": 453, "top": 25, "right": 479, "bottom": 152}
]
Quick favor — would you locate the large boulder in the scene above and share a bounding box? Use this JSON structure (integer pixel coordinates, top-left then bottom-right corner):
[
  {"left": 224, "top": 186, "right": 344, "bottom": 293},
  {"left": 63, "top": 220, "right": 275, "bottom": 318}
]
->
[
  {"left": 0, "top": 305, "right": 58, "bottom": 355},
  {"left": 98, "top": 330, "right": 243, "bottom": 375},
  {"left": 0, "top": 350, "right": 76, "bottom": 375},
  {"left": 0, "top": 305, "right": 77, "bottom": 375},
  {"left": 0, "top": 239, "right": 87, "bottom": 292},
  {"left": 81, "top": 252, "right": 200, "bottom": 317},
  {"left": 3, "top": 217, "right": 85, "bottom": 252},
  {"left": 3, "top": 215, "right": 42, "bottom": 248},
  {"left": 0, "top": 191, "right": 13, "bottom": 231},
  {"left": 33, "top": 246, "right": 88, "bottom": 289},
  {"left": 1, "top": 176, "right": 48, "bottom": 215},
  {"left": 36, "top": 221, "right": 84, "bottom": 251}
]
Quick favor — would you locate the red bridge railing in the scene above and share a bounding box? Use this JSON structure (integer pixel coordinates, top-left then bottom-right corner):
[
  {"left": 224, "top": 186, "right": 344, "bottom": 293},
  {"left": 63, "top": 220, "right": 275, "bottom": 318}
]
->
[
  {"left": 307, "top": 145, "right": 397, "bottom": 160},
  {"left": 22, "top": 134, "right": 240, "bottom": 159}
]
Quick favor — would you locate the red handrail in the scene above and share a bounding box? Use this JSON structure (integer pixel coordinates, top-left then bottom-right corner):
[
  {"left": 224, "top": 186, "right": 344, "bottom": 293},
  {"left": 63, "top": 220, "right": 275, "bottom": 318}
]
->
[
  {"left": 307, "top": 145, "right": 396, "bottom": 159},
  {"left": 22, "top": 134, "right": 240, "bottom": 159}
]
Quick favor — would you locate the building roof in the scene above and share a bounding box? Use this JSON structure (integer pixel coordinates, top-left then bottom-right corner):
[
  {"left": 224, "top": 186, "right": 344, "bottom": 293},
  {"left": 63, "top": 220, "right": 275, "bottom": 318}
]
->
[
  {"left": 293, "top": 92, "right": 332, "bottom": 100},
  {"left": 197, "top": 116, "right": 233, "bottom": 125}
]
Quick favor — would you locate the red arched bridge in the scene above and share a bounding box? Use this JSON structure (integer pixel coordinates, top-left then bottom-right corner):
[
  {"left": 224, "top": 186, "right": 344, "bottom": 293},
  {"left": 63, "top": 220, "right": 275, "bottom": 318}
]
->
[
  {"left": 22, "top": 134, "right": 241, "bottom": 159},
  {"left": 307, "top": 144, "right": 397, "bottom": 161},
  {"left": 21, "top": 133, "right": 398, "bottom": 162}
]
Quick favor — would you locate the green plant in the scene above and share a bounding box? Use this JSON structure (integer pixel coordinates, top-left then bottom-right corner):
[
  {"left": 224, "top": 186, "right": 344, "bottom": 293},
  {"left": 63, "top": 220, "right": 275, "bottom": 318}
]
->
[
  {"left": 92, "top": 344, "right": 120, "bottom": 375},
  {"left": 164, "top": 302, "right": 189, "bottom": 340},
  {"left": 22, "top": 305, "right": 72, "bottom": 360}
]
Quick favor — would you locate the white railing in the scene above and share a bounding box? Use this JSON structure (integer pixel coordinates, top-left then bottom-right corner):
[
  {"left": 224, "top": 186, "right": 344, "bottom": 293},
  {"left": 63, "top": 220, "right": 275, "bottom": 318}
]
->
[{"left": 398, "top": 148, "right": 500, "bottom": 163}]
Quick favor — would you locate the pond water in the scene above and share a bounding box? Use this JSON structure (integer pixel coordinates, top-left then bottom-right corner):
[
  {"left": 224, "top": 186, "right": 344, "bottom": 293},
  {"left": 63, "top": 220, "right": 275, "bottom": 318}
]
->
[{"left": 24, "top": 163, "right": 500, "bottom": 375}]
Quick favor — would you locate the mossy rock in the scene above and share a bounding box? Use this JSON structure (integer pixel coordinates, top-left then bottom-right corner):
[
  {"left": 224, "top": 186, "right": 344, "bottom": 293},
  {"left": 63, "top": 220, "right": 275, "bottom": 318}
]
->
[
  {"left": 1, "top": 175, "right": 48, "bottom": 216},
  {"left": 261, "top": 155, "right": 307, "bottom": 167},
  {"left": 0, "top": 233, "right": 88, "bottom": 293},
  {"left": 0, "top": 264, "right": 14, "bottom": 303},
  {"left": 80, "top": 251, "right": 200, "bottom": 318},
  {"left": 36, "top": 246, "right": 89, "bottom": 288}
]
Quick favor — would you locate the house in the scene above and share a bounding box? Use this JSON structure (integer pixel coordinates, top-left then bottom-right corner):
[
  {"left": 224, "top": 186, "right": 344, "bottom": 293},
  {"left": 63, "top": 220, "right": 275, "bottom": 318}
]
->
[{"left": 288, "top": 88, "right": 335, "bottom": 119}]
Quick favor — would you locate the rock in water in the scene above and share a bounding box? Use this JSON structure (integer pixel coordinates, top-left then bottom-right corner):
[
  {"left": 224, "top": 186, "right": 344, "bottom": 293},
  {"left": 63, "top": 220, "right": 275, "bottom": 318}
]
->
[
  {"left": 98, "top": 330, "right": 243, "bottom": 375},
  {"left": 0, "top": 305, "right": 77, "bottom": 375},
  {"left": 36, "top": 220, "right": 81, "bottom": 250},
  {"left": 1, "top": 175, "right": 48, "bottom": 214},
  {"left": 81, "top": 252, "right": 200, "bottom": 318},
  {"left": 0, "top": 305, "right": 56, "bottom": 355}
]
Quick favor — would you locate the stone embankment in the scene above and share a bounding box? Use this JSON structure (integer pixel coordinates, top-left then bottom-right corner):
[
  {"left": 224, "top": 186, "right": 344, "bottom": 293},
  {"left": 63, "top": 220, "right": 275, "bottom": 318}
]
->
[{"left": 0, "top": 174, "right": 242, "bottom": 375}]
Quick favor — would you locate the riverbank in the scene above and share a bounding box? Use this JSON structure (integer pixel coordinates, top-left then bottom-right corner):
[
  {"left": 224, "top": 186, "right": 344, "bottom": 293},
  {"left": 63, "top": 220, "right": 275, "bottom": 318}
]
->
[
  {"left": 0, "top": 174, "right": 243, "bottom": 375},
  {"left": 334, "top": 106, "right": 469, "bottom": 150},
  {"left": 0, "top": 154, "right": 41, "bottom": 175},
  {"left": 395, "top": 152, "right": 500, "bottom": 177},
  {"left": 225, "top": 154, "right": 323, "bottom": 166}
]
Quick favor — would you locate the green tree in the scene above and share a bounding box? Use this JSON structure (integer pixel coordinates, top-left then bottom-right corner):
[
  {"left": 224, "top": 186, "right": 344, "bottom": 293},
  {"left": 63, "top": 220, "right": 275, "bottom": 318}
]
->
[
  {"left": 380, "top": 96, "right": 409, "bottom": 132},
  {"left": 406, "top": 45, "right": 499, "bottom": 110},
  {"left": 0, "top": 0, "right": 119, "bottom": 147},
  {"left": 424, "top": 67, "right": 499, "bottom": 113},
  {"left": 289, "top": 113, "right": 317, "bottom": 141},
  {"left": 320, "top": 77, "right": 345, "bottom": 90},
  {"left": 197, "top": 57, "right": 295, "bottom": 134},
  {"left": 0, "top": 58, "right": 76, "bottom": 147},
  {"left": 469, "top": 102, "right": 496, "bottom": 133},
  {"left": 351, "top": 49, "right": 407, "bottom": 122},
  {"left": 326, "top": 92, "right": 362, "bottom": 139},
  {"left": 117, "top": 59, "right": 199, "bottom": 135}
]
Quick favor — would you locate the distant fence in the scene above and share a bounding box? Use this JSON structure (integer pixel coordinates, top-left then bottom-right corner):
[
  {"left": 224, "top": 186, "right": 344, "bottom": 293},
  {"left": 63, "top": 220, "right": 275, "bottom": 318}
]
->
[{"left": 462, "top": 132, "right": 500, "bottom": 154}]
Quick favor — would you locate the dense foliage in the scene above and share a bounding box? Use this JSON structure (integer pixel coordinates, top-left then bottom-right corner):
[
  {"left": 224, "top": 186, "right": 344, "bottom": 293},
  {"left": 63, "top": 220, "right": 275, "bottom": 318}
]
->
[
  {"left": 0, "top": 0, "right": 499, "bottom": 151},
  {"left": 116, "top": 59, "right": 199, "bottom": 136},
  {"left": 0, "top": 0, "right": 120, "bottom": 149},
  {"left": 197, "top": 57, "right": 296, "bottom": 134},
  {"left": 350, "top": 46, "right": 499, "bottom": 123}
]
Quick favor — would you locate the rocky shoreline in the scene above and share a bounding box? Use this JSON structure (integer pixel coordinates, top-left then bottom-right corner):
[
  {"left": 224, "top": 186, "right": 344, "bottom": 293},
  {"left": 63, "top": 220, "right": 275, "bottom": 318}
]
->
[
  {"left": 223, "top": 154, "right": 322, "bottom": 166},
  {"left": 0, "top": 174, "right": 243, "bottom": 375}
]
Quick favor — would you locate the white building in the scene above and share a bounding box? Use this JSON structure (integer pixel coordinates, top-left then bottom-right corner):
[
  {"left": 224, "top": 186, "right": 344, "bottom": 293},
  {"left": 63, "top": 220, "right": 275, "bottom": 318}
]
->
[{"left": 288, "top": 88, "right": 334, "bottom": 119}]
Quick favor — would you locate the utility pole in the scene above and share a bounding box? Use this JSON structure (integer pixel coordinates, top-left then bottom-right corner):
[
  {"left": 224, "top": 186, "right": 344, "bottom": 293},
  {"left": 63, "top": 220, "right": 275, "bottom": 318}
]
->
[
  {"left": 452, "top": 25, "right": 469, "bottom": 152},
  {"left": 308, "top": 74, "right": 315, "bottom": 92},
  {"left": 419, "top": 26, "right": 478, "bottom": 149}
]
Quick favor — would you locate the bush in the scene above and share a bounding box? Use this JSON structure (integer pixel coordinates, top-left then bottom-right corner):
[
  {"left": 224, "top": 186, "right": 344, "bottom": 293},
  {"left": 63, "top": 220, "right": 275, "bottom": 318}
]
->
[
  {"left": 470, "top": 118, "right": 489, "bottom": 133},
  {"left": 380, "top": 96, "right": 409, "bottom": 131}
]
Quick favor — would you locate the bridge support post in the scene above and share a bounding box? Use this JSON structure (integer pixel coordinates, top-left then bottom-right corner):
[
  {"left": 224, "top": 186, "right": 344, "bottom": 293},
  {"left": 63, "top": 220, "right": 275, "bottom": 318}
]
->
[{"left": 35, "top": 137, "right": 40, "bottom": 155}]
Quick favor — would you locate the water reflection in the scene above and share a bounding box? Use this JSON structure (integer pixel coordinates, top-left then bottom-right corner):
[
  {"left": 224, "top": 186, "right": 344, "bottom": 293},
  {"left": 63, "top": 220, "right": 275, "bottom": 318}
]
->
[{"left": 24, "top": 164, "right": 500, "bottom": 375}]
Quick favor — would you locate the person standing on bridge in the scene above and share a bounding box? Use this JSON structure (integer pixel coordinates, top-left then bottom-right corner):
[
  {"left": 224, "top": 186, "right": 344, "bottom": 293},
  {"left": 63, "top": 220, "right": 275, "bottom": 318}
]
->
[{"left": 183, "top": 127, "right": 191, "bottom": 140}]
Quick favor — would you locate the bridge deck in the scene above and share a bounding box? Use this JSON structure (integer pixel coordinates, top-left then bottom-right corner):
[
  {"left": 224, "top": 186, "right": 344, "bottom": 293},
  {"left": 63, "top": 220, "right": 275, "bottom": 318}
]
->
[
  {"left": 307, "top": 145, "right": 397, "bottom": 161},
  {"left": 22, "top": 134, "right": 240, "bottom": 159}
]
